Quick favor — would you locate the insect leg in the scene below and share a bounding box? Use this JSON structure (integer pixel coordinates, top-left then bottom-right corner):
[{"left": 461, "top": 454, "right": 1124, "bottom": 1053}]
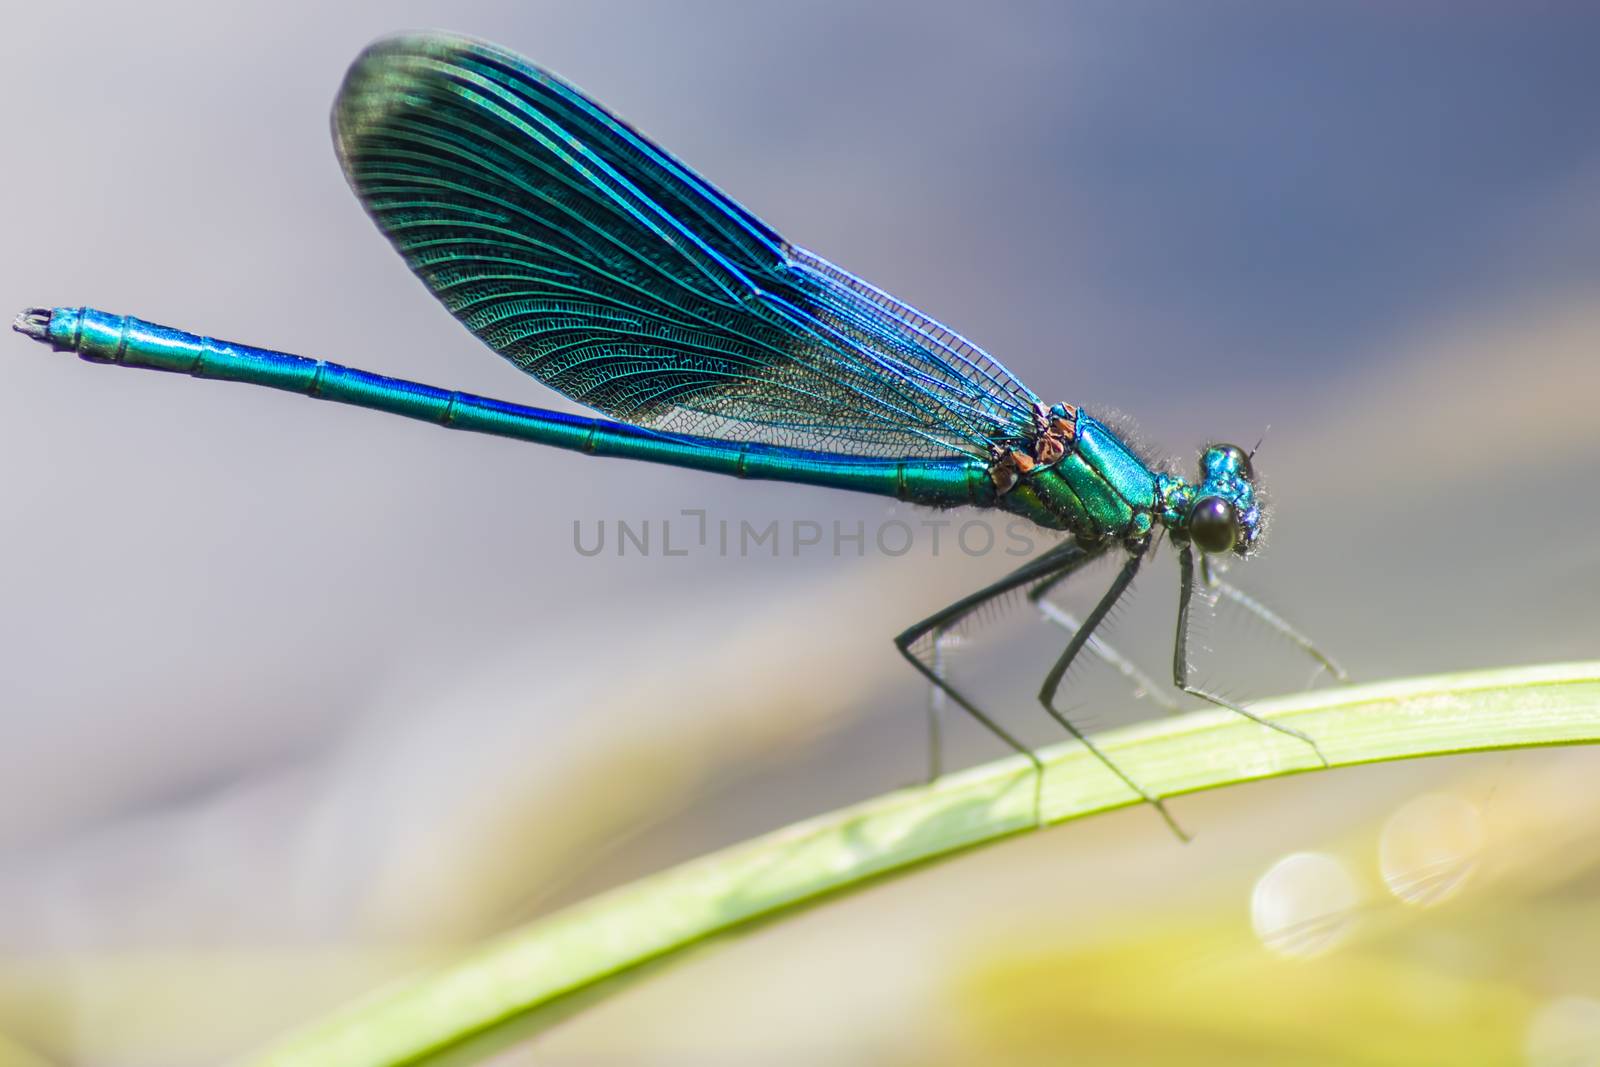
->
[
  {"left": 1199, "top": 554, "right": 1347, "bottom": 686},
  {"left": 1177, "top": 546, "right": 1330, "bottom": 765},
  {"left": 1035, "top": 541, "right": 1190, "bottom": 841},
  {"left": 896, "top": 540, "right": 1104, "bottom": 783},
  {"left": 1032, "top": 595, "right": 1182, "bottom": 715}
]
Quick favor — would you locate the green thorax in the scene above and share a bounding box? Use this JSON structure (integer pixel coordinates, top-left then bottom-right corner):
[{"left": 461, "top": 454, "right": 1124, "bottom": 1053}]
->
[{"left": 994, "top": 409, "right": 1189, "bottom": 543}]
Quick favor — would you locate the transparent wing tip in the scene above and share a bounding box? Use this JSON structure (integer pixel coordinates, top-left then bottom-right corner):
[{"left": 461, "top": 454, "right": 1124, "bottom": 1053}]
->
[{"left": 13, "top": 307, "right": 51, "bottom": 342}]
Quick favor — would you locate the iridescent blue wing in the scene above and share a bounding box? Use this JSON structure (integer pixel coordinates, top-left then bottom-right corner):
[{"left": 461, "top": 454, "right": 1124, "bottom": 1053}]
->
[{"left": 333, "top": 33, "right": 1038, "bottom": 459}]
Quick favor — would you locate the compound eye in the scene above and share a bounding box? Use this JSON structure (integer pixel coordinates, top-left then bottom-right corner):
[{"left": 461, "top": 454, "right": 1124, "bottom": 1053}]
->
[
  {"left": 1209, "top": 443, "right": 1253, "bottom": 480},
  {"left": 1189, "top": 496, "right": 1237, "bottom": 554}
]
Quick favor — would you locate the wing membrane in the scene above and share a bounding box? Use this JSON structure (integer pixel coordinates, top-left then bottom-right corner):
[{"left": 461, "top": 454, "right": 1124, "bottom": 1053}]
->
[{"left": 333, "top": 34, "right": 1038, "bottom": 458}]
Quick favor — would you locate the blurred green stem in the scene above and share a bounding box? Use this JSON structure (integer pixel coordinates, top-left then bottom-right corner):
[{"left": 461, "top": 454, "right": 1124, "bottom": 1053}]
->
[{"left": 249, "top": 662, "right": 1600, "bottom": 1067}]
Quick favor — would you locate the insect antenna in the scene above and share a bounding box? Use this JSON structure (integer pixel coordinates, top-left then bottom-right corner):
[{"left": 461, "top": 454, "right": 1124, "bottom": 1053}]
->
[{"left": 1248, "top": 425, "right": 1271, "bottom": 463}]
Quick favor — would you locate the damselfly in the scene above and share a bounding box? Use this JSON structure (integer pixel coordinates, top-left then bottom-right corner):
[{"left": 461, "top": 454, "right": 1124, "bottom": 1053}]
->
[{"left": 14, "top": 34, "right": 1343, "bottom": 837}]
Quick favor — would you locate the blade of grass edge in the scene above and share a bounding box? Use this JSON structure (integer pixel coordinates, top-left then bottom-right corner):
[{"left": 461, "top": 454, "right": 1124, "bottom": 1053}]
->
[{"left": 247, "top": 661, "right": 1600, "bottom": 1067}]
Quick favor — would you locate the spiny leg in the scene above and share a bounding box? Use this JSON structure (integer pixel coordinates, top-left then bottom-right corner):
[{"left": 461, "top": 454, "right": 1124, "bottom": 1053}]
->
[
  {"left": 1178, "top": 545, "right": 1330, "bottom": 766},
  {"left": 897, "top": 540, "right": 1103, "bottom": 786},
  {"left": 925, "top": 634, "right": 948, "bottom": 779},
  {"left": 1035, "top": 541, "right": 1190, "bottom": 841},
  {"left": 1032, "top": 595, "right": 1182, "bottom": 715},
  {"left": 1199, "top": 554, "right": 1347, "bottom": 685},
  {"left": 1029, "top": 544, "right": 1179, "bottom": 713}
]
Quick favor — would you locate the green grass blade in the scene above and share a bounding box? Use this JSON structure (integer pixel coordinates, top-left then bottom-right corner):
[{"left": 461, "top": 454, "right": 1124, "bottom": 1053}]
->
[{"left": 247, "top": 661, "right": 1600, "bottom": 1066}]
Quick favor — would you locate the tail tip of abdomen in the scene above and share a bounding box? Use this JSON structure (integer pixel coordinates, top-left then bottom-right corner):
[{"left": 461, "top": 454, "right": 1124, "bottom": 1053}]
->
[{"left": 12, "top": 307, "right": 52, "bottom": 342}]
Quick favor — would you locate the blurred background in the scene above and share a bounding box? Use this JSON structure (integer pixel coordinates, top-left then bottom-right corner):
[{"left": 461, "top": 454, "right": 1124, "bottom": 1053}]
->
[{"left": 2, "top": 2, "right": 1598, "bottom": 1064}]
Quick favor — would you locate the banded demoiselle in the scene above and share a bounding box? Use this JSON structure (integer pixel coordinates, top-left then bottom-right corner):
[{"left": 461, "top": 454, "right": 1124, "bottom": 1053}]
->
[{"left": 14, "top": 33, "right": 1343, "bottom": 837}]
